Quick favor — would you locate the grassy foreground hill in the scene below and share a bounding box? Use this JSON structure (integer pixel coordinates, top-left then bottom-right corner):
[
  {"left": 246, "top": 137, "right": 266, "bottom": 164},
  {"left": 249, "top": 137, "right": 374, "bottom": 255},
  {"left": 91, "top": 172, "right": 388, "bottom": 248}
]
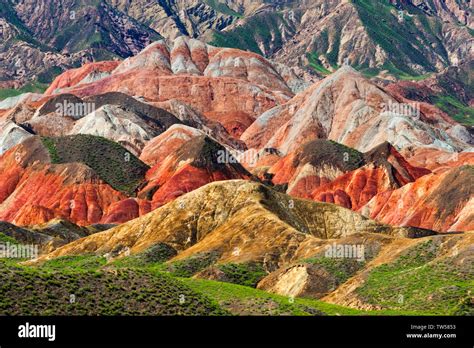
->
[
  {"left": 3, "top": 233, "right": 471, "bottom": 316},
  {"left": 0, "top": 257, "right": 226, "bottom": 316},
  {"left": 6, "top": 180, "right": 469, "bottom": 316}
]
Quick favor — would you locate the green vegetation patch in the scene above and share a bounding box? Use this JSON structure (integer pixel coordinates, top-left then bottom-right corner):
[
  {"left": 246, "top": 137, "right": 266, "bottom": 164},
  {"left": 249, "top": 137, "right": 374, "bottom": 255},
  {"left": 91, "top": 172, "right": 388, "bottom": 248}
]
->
[
  {"left": 210, "top": 12, "right": 292, "bottom": 56},
  {"left": 40, "top": 255, "right": 107, "bottom": 273},
  {"left": 304, "top": 257, "right": 366, "bottom": 285},
  {"left": 37, "top": 66, "right": 64, "bottom": 84},
  {"left": 215, "top": 262, "right": 267, "bottom": 287},
  {"left": 183, "top": 277, "right": 377, "bottom": 316},
  {"left": 297, "top": 139, "right": 365, "bottom": 172},
  {"left": 306, "top": 53, "right": 332, "bottom": 75},
  {"left": 352, "top": 0, "right": 440, "bottom": 76},
  {"left": 433, "top": 95, "right": 474, "bottom": 127},
  {"left": 0, "top": 81, "right": 49, "bottom": 101},
  {"left": 111, "top": 243, "right": 178, "bottom": 269},
  {"left": 166, "top": 251, "right": 220, "bottom": 278},
  {"left": 357, "top": 240, "right": 473, "bottom": 315},
  {"left": 40, "top": 135, "right": 149, "bottom": 195},
  {"left": 0, "top": 232, "right": 20, "bottom": 245},
  {"left": 0, "top": 259, "right": 226, "bottom": 315},
  {"left": 204, "top": 0, "right": 243, "bottom": 18}
]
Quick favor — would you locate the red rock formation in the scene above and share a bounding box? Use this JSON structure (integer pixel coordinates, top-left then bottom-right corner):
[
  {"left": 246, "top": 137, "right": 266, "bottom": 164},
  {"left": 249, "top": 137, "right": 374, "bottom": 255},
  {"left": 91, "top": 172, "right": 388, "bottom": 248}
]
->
[
  {"left": 0, "top": 138, "right": 129, "bottom": 226},
  {"left": 38, "top": 39, "right": 293, "bottom": 136},
  {"left": 311, "top": 143, "right": 431, "bottom": 210},
  {"left": 139, "top": 135, "right": 252, "bottom": 209},
  {"left": 268, "top": 140, "right": 366, "bottom": 199},
  {"left": 267, "top": 140, "right": 431, "bottom": 209},
  {"left": 0, "top": 132, "right": 254, "bottom": 226},
  {"left": 150, "top": 99, "right": 246, "bottom": 149},
  {"left": 101, "top": 198, "right": 151, "bottom": 224},
  {"left": 312, "top": 166, "right": 397, "bottom": 210},
  {"left": 241, "top": 66, "right": 471, "bottom": 155},
  {"left": 360, "top": 166, "right": 474, "bottom": 232},
  {"left": 65, "top": 72, "right": 287, "bottom": 127},
  {"left": 400, "top": 147, "right": 474, "bottom": 173},
  {"left": 12, "top": 205, "right": 58, "bottom": 226},
  {"left": 44, "top": 61, "right": 120, "bottom": 95},
  {"left": 140, "top": 124, "right": 202, "bottom": 167}
]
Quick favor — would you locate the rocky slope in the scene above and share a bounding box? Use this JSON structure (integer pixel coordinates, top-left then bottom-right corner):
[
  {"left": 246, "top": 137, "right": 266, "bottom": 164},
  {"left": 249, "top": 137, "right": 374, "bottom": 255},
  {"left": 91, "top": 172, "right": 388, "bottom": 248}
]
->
[
  {"left": 268, "top": 139, "right": 367, "bottom": 199},
  {"left": 208, "top": 0, "right": 473, "bottom": 79},
  {"left": 264, "top": 139, "right": 433, "bottom": 211},
  {"left": 257, "top": 230, "right": 473, "bottom": 314},
  {"left": 0, "top": 2, "right": 472, "bottom": 317},
  {"left": 0, "top": 0, "right": 161, "bottom": 87},
  {"left": 2, "top": 91, "right": 185, "bottom": 154},
  {"left": 1, "top": 39, "right": 470, "bottom": 232},
  {"left": 137, "top": 135, "right": 253, "bottom": 209},
  {"left": 0, "top": 136, "right": 144, "bottom": 226},
  {"left": 2, "top": 0, "right": 473, "bottom": 105},
  {"left": 34, "top": 38, "right": 295, "bottom": 138},
  {"left": 109, "top": 0, "right": 245, "bottom": 40},
  {"left": 0, "top": 119, "right": 33, "bottom": 155},
  {"left": 32, "top": 180, "right": 434, "bottom": 266},
  {"left": 44, "top": 62, "right": 120, "bottom": 96},
  {"left": 400, "top": 147, "right": 474, "bottom": 173},
  {"left": 13, "top": 179, "right": 471, "bottom": 315},
  {"left": 241, "top": 66, "right": 472, "bottom": 155},
  {"left": 309, "top": 142, "right": 431, "bottom": 209},
  {"left": 360, "top": 165, "right": 474, "bottom": 232},
  {"left": 384, "top": 61, "right": 474, "bottom": 127}
]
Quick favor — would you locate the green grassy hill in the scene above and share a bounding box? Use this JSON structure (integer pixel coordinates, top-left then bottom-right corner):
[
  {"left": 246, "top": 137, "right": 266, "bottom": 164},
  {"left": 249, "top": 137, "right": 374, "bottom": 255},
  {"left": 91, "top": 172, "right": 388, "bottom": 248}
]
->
[
  {"left": 0, "top": 258, "right": 226, "bottom": 316},
  {"left": 41, "top": 135, "right": 149, "bottom": 195},
  {"left": 357, "top": 240, "right": 474, "bottom": 315}
]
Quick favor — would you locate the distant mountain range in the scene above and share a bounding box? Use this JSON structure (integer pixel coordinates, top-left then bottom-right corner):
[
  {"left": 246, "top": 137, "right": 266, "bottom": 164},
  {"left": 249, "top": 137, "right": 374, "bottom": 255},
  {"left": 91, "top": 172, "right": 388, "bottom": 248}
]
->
[{"left": 1, "top": 1, "right": 472, "bottom": 81}]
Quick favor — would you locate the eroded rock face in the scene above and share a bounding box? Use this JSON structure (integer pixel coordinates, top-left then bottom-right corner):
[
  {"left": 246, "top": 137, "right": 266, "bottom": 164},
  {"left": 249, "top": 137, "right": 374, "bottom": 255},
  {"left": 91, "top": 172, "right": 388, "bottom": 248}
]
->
[
  {"left": 400, "top": 147, "right": 474, "bottom": 173},
  {"left": 138, "top": 135, "right": 252, "bottom": 208},
  {"left": 407, "top": 0, "right": 473, "bottom": 26},
  {"left": 69, "top": 105, "right": 163, "bottom": 156},
  {"left": 40, "top": 39, "right": 294, "bottom": 136},
  {"left": 244, "top": 0, "right": 472, "bottom": 75},
  {"left": 241, "top": 66, "right": 472, "bottom": 155},
  {"left": 109, "top": 0, "right": 245, "bottom": 41},
  {"left": 269, "top": 140, "right": 366, "bottom": 199},
  {"left": 1, "top": 0, "right": 161, "bottom": 86},
  {"left": 140, "top": 124, "right": 203, "bottom": 167},
  {"left": 50, "top": 38, "right": 295, "bottom": 99},
  {"left": 266, "top": 138, "right": 431, "bottom": 209},
  {"left": 10, "top": 92, "right": 185, "bottom": 155},
  {"left": 101, "top": 198, "right": 151, "bottom": 225},
  {"left": 150, "top": 99, "right": 246, "bottom": 150},
  {"left": 30, "top": 180, "right": 434, "bottom": 265},
  {"left": 0, "top": 137, "right": 134, "bottom": 226},
  {"left": 45, "top": 62, "right": 120, "bottom": 96},
  {"left": 257, "top": 263, "right": 337, "bottom": 299},
  {"left": 0, "top": 93, "right": 43, "bottom": 111},
  {"left": 310, "top": 142, "right": 431, "bottom": 210},
  {"left": 0, "top": 119, "right": 34, "bottom": 156},
  {"left": 360, "top": 166, "right": 474, "bottom": 232},
  {"left": 0, "top": 161, "right": 128, "bottom": 227},
  {"left": 204, "top": 48, "right": 293, "bottom": 95},
  {"left": 0, "top": 219, "right": 113, "bottom": 254}
]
